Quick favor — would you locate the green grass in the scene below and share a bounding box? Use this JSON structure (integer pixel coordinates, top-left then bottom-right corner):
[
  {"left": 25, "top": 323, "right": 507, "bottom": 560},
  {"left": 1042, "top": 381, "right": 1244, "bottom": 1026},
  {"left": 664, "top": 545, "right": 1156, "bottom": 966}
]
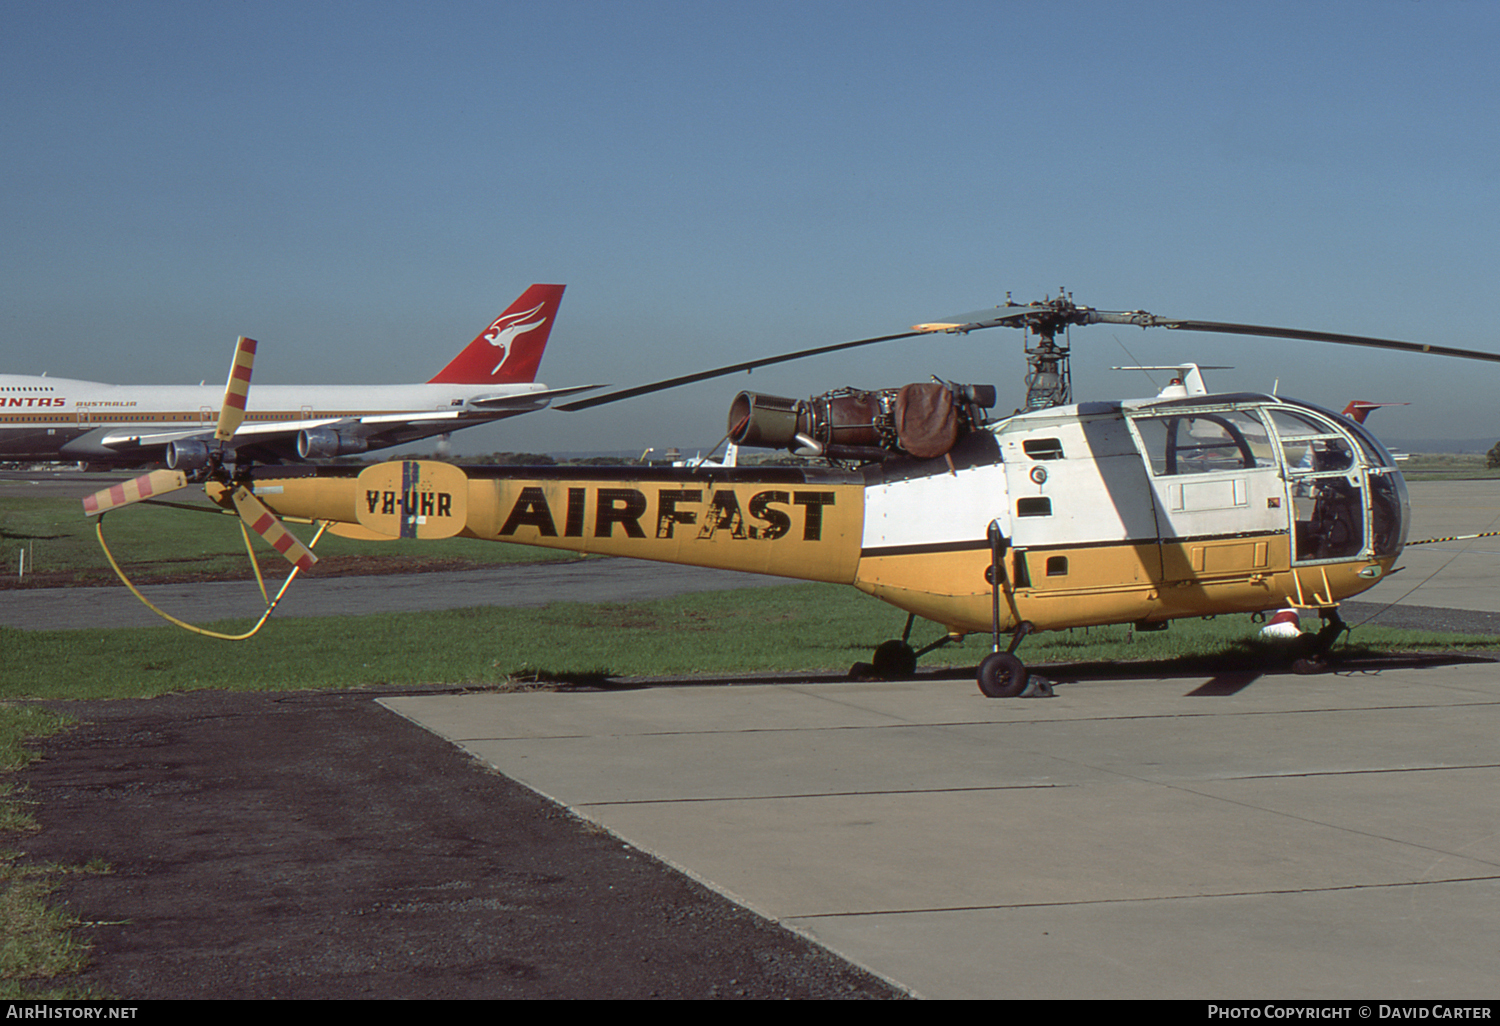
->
[
  {"left": 0, "top": 856, "right": 108, "bottom": 997},
  {"left": 0, "top": 494, "right": 579, "bottom": 585},
  {"left": 1397, "top": 453, "right": 1500, "bottom": 480},
  {"left": 0, "top": 705, "right": 111, "bottom": 998},
  {"left": 3, "top": 583, "right": 1495, "bottom": 700}
]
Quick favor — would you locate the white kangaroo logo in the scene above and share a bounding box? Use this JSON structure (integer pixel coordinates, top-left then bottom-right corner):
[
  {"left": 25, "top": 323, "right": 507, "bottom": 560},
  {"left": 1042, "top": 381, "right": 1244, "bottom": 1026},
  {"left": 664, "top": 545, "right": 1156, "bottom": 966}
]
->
[{"left": 484, "top": 301, "right": 548, "bottom": 376}]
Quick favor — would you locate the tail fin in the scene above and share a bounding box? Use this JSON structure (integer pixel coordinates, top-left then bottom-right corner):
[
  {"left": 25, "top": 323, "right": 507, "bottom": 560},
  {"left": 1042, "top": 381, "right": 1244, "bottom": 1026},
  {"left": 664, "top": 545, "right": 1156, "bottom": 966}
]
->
[
  {"left": 427, "top": 284, "right": 565, "bottom": 385},
  {"left": 1341, "top": 400, "right": 1409, "bottom": 424}
]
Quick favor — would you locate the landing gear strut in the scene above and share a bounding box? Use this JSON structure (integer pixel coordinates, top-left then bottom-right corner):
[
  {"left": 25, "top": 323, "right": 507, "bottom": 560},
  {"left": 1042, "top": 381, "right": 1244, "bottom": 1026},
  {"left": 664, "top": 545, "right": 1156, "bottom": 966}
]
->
[
  {"left": 850, "top": 522, "right": 1056, "bottom": 696},
  {"left": 978, "top": 522, "right": 1052, "bottom": 698}
]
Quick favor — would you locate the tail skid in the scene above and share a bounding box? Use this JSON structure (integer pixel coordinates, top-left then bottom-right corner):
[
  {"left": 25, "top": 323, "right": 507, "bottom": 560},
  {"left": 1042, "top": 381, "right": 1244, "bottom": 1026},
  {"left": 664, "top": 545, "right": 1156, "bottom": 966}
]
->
[{"left": 427, "top": 283, "right": 566, "bottom": 385}]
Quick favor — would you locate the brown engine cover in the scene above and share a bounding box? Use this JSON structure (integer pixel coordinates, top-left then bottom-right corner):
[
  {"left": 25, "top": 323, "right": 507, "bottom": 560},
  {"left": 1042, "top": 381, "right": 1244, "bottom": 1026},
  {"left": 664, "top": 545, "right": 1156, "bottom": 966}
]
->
[{"left": 894, "top": 383, "right": 959, "bottom": 458}]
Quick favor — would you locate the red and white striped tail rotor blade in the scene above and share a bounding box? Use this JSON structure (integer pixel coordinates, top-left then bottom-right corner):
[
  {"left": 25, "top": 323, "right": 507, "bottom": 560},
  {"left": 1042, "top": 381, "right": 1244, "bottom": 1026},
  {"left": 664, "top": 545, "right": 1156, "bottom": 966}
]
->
[
  {"left": 229, "top": 486, "right": 317, "bottom": 571},
  {"left": 216, "top": 336, "right": 257, "bottom": 442},
  {"left": 81, "top": 470, "right": 190, "bottom": 517}
]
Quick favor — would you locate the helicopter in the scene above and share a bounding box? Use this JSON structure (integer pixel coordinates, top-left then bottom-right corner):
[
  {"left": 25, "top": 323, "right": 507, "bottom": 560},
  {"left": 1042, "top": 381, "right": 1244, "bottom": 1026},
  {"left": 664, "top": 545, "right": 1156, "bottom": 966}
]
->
[{"left": 80, "top": 292, "right": 1500, "bottom": 696}]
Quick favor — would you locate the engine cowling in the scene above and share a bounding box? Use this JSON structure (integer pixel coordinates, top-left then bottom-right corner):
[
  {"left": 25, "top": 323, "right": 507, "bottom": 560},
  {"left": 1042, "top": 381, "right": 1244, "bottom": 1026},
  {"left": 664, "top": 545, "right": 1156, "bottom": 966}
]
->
[
  {"left": 727, "top": 382, "right": 996, "bottom": 462},
  {"left": 297, "top": 427, "right": 369, "bottom": 460},
  {"left": 165, "top": 438, "right": 213, "bottom": 471}
]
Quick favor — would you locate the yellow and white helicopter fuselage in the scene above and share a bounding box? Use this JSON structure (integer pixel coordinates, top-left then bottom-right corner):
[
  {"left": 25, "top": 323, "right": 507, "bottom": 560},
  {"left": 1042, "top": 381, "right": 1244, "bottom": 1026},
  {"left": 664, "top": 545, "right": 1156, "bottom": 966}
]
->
[{"left": 237, "top": 389, "right": 1407, "bottom": 639}]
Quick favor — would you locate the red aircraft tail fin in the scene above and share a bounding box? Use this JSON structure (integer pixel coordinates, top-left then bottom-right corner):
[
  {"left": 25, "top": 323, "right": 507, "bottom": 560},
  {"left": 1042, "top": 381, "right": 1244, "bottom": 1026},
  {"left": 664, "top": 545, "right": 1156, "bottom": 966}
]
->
[
  {"left": 1341, "top": 400, "right": 1409, "bottom": 424},
  {"left": 427, "top": 284, "right": 565, "bottom": 385}
]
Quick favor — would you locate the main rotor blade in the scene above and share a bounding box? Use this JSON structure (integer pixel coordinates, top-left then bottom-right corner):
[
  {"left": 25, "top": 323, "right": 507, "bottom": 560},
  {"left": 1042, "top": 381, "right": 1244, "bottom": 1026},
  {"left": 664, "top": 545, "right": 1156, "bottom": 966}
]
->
[
  {"left": 216, "top": 336, "right": 257, "bottom": 441},
  {"left": 1148, "top": 319, "right": 1500, "bottom": 364},
  {"left": 230, "top": 486, "right": 317, "bottom": 571},
  {"left": 82, "top": 470, "right": 189, "bottom": 516},
  {"left": 559, "top": 294, "right": 1500, "bottom": 415},
  {"left": 556, "top": 330, "right": 927, "bottom": 411},
  {"left": 910, "top": 304, "right": 1052, "bottom": 332}
]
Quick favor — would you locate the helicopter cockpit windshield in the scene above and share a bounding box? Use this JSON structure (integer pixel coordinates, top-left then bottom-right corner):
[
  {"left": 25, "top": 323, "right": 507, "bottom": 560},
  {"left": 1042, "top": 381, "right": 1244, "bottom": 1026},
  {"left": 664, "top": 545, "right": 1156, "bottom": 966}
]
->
[
  {"left": 1127, "top": 395, "right": 1408, "bottom": 566},
  {"left": 1267, "top": 400, "right": 1408, "bottom": 563}
]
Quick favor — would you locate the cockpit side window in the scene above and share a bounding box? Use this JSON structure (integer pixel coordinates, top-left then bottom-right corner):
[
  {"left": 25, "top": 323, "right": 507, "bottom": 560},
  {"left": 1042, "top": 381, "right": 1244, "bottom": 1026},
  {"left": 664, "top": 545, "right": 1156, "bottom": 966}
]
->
[
  {"left": 1132, "top": 410, "right": 1268, "bottom": 476},
  {"left": 1342, "top": 418, "right": 1396, "bottom": 469},
  {"left": 1265, "top": 409, "right": 1355, "bottom": 475}
]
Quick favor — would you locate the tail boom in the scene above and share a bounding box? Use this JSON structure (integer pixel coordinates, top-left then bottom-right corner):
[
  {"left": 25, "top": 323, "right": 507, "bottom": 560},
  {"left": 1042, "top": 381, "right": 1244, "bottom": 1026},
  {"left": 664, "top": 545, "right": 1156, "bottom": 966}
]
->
[{"left": 244, "top": 460, "right": 864, "bottom": 584}]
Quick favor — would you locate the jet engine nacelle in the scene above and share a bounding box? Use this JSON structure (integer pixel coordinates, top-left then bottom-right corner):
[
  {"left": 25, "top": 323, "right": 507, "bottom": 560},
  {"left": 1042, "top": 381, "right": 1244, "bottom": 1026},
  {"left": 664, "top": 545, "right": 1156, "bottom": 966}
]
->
[
  {"left": 297, "top": 427, "right": 369, "bottom": 460},
  {"left": 165, "top": 439, "right": 213, "bottom": 471},
  {"left": 728, "top": 382, "right": 996, "bottom": 462}
]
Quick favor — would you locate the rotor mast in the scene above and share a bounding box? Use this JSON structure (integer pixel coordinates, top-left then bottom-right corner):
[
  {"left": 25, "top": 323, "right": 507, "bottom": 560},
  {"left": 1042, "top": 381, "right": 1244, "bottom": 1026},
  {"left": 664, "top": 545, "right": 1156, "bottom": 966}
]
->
[
  {"left": 1017, "top": 289, "right": 1075, "bottom": 409},
  {"left": 925, "top": 290, "right": 1195, "bottom": 411}
]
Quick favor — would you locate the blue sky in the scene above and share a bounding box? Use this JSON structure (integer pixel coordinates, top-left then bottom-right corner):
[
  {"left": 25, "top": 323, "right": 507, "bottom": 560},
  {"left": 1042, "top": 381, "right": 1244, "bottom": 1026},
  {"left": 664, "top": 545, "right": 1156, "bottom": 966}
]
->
[{"left": 3, "top": 0, "right": 1497, "bottom": 453}]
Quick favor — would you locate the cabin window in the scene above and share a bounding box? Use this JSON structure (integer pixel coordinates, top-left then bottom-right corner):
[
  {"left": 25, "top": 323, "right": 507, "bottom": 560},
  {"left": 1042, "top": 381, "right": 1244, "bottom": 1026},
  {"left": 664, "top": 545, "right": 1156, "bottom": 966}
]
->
[
  {"left": 1266, "top": 409, "right": 1354, "bottom": 474},
  {"left": 1017, "top": 497, "right": 1052, "bottom": 517},
  {"left": 1046, "top": 556, "right": 1068, "bottom": 576},
  {"left": 1133, "top": 410, "right": 1267, "bottom": 476},
  {"left": 1022, "top": 438, "right": 1065, "bottom": 460}
]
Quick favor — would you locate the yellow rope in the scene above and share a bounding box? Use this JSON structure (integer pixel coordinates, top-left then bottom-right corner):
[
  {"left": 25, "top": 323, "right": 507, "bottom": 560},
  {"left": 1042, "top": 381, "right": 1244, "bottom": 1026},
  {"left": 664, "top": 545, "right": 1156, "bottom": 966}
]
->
[{"left": 94, "top": 513, "right": 328, "bottom": 640}]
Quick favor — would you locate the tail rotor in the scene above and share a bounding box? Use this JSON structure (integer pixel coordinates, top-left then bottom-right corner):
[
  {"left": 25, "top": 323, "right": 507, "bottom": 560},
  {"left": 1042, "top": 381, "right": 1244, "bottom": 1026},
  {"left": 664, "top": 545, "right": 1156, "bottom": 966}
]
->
[{"left": 81, "top": 335, "right": 320, "bottom": 637}]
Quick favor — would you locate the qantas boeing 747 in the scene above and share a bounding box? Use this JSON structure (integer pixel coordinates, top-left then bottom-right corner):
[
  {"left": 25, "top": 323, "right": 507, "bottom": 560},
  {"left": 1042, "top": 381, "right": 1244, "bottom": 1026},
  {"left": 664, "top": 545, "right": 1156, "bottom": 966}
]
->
[{"left": 0, "top": 284, "right": 595, "bottom": 469}]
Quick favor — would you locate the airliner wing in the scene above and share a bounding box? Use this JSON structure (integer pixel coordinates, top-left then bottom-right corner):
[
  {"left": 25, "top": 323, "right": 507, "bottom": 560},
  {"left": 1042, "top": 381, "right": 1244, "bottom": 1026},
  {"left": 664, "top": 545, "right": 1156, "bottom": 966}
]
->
[
  {"left": 96, "top": 427, "right": 232, "bottom": 450},
  {"left": 97, "top": 413, "right": 494, "bottom": 465},
  {"left": 105, "top": 418, "right": 357, "bottom": 450},
  {"left": 463, "top": 383, "right": 605, "bottom": 409}
]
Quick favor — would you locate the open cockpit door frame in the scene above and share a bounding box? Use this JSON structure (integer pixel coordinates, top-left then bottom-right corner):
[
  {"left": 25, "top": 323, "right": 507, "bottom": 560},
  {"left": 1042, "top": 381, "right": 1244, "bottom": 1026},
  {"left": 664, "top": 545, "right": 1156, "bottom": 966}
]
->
[{"left": 1260, "top": 401, "right": 1408, "bottom": 565}]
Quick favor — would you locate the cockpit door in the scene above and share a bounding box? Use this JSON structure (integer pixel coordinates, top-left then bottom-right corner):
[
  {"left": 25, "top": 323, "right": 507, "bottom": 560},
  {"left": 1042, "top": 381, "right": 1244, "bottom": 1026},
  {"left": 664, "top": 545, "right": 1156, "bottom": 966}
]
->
[
  {"left": 1262, "top": 406, "right": 1406, "bottom": 564},
  {"left": 1126, "top": 406, "right": 1289, "bottom": 581}
]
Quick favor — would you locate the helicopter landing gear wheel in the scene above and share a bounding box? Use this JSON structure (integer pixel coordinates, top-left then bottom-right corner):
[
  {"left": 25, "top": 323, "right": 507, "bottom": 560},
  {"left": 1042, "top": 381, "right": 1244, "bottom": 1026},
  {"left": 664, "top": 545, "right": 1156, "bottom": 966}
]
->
[
  {"left": 977, "top": 652, "right": 1029, "bottom": 698},
  {"left": 871, "top": 639, "right": 918, "bottom": 680}
]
